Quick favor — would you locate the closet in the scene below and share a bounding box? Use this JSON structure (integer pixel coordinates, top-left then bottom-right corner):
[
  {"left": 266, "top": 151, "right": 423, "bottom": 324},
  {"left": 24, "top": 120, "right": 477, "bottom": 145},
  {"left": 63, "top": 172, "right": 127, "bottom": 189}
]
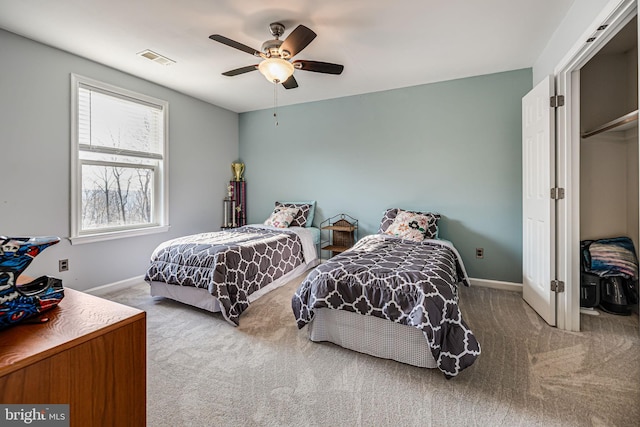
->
[{"left": 579, "top": 16, "right": 639, "bottom": 317}]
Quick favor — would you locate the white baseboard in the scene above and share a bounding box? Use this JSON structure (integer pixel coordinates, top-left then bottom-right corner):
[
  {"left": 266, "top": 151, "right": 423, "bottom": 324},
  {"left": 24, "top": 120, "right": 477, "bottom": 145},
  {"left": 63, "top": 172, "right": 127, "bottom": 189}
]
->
[
  {"left": 84, "top": 275, "right": 522, "bottom": 297},
  {"left": 85, "top": 275, "right": 145, "bottom": 296},
  {"left": 469, "top": 277, "right": 522, "bottom": 292}
]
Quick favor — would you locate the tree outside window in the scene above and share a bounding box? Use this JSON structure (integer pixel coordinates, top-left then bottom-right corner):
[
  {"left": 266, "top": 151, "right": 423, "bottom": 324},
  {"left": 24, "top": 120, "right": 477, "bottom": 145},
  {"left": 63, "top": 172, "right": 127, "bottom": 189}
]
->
[{"left": 71, "top": 74, "right": 168, "bottom": 244}]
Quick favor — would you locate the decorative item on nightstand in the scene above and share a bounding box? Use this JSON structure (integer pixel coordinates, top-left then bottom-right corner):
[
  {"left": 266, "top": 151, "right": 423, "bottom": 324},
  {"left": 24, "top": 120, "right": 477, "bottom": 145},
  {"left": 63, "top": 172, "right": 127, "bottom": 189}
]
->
[{"left": 320, "top": 214, "right": 358, "bottom": 261}]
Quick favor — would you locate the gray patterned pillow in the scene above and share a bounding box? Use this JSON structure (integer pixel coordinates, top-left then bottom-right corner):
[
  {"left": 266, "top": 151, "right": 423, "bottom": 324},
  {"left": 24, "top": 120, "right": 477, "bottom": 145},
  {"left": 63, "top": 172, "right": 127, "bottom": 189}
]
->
[
  {"left": 275, "top": 201, "right": 315, "bottom": 227},
  {"left": 378, "top": 208, "right": 440, "bottom": 239}
]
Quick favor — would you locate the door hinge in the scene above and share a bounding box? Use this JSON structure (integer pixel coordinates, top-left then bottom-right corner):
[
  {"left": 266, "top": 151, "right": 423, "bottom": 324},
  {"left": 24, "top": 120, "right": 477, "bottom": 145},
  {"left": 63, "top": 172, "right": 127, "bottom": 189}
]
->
[
  {"left": 550, "top": 95, "right": 565, "bottom": 108},
  {"left": 551, "top": 187, "right": 565, "bottom": 199},
  {"left": 551, "top": 280, "right": 565, "bottom": 293}
]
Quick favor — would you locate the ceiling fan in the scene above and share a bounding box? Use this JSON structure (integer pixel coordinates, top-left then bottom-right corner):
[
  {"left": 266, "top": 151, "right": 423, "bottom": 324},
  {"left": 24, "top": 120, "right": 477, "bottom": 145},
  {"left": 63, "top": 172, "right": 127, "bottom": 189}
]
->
[{"left": 209, "top": 22, "right": 344, "bottom": 89}]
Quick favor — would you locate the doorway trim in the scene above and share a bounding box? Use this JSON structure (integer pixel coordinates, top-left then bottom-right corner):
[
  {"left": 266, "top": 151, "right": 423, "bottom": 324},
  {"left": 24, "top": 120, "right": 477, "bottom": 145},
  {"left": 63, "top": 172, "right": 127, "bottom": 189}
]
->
[{"left": 555, "top": 0, "right": 637, "bottom": 331}]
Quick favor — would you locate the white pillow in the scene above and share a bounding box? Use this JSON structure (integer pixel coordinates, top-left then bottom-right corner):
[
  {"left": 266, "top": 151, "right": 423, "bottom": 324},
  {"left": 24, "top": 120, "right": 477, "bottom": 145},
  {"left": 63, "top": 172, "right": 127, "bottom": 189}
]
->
[{"left": 263, "top": 207, "right": 300, "bottom": 228}]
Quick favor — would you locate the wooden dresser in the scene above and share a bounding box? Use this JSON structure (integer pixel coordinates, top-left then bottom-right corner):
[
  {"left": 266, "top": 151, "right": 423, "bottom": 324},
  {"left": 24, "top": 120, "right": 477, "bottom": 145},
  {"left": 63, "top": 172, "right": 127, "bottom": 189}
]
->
[{"left": 0, "top": 285, "right": 146, "bottom": 426}]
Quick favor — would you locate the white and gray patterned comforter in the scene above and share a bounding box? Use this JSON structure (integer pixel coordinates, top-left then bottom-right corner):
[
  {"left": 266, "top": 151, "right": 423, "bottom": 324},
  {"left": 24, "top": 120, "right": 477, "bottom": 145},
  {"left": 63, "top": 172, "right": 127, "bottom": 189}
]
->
[
  {"left": 292, "top": 234, "right": 480, "bottom": 378},
  {"left": 145, "top": 225, "right": 310, "bottom": 325}
]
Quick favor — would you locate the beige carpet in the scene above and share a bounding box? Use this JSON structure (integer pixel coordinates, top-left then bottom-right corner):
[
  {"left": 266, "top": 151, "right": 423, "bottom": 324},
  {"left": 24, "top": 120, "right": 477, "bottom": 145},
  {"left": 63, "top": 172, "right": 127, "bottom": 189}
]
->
[{"left": 103, "top": 274, "right": 640, "bottom": 427}]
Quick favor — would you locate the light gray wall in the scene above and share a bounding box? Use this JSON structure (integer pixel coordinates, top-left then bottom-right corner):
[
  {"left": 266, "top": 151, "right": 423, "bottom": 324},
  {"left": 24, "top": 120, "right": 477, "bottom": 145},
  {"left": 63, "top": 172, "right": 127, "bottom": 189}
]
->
[
  {"left": 239, "top": 69, "right": 532, "bottom": 283},
  {"left": 0, "top": 29, "right": 238, "bottom": 291},
  {"left": 580, "top": 30, "right": 638, "bottom": 249},
  {"left": 581, "top": 50, "right": 637, "bottom": 132},
  {"left": 533, "top": 0, "right": 616, "bottom": 84}
]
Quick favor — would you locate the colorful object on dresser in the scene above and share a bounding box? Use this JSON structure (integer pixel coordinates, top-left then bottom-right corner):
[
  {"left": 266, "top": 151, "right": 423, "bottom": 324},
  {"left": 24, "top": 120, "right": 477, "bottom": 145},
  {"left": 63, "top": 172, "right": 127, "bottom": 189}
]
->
[{"left": 0, "top": 236, "right": 64, "bottom": 330}]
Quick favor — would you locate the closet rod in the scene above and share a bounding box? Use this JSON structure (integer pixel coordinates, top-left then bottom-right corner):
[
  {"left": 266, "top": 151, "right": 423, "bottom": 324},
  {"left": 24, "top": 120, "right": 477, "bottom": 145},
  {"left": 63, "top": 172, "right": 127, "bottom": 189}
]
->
[{"left": 581, "top": 110, "right": 638, "bottom": 139}]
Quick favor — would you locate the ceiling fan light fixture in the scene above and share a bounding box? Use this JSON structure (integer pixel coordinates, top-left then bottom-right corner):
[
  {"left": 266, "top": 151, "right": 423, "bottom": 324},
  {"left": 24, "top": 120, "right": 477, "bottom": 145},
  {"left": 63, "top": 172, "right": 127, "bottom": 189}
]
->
[{"left": 258, "top": 58, "right": 294, "bottom": 83}]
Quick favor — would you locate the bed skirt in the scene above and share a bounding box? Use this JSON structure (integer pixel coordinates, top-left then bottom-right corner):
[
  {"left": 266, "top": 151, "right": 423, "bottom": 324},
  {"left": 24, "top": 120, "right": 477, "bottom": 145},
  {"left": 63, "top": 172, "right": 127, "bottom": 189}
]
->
[
  {"left": 149, "top": 258, "right": 319, "bottom": 313},
  {"left": 307, "top": 308, "right": 437, "bottom": 368}
]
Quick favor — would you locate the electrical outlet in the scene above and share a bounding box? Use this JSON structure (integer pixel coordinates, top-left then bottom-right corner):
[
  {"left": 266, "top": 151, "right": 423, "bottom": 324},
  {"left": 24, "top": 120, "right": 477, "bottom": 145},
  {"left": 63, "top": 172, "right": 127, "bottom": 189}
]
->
[
  {"left": 475, "top": 248, "right": 484, "bottom": 259},
  {"left": 58, "top": 259, "right": 69, "bottom": 272}
]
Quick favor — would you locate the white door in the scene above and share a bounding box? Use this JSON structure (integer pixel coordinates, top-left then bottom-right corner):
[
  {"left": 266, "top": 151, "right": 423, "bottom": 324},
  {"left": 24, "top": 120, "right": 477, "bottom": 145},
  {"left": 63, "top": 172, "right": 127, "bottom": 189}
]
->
[{"left": 522, "top": 75, "right": 556, "bottom": 326}]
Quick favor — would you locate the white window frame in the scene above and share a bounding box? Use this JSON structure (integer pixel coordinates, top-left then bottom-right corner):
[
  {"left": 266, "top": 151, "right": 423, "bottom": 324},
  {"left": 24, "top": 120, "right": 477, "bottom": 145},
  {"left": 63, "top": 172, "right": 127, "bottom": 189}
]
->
[{"left": 70, "top": 74, "right": 169, "bottom": 244}]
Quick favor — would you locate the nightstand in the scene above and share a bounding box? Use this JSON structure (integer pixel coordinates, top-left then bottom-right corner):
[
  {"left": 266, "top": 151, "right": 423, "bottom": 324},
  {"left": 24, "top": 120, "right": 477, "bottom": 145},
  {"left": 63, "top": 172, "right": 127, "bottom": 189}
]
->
[{"left": 320, "top": 213, "right": 358, "bottom": 260}]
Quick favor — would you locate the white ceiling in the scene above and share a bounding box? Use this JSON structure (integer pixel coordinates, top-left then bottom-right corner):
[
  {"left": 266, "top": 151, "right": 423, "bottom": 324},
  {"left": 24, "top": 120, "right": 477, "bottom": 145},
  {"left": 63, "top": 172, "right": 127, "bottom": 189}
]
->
[{"left": 0, "top": 0, "right": 575, "bottom": 113}]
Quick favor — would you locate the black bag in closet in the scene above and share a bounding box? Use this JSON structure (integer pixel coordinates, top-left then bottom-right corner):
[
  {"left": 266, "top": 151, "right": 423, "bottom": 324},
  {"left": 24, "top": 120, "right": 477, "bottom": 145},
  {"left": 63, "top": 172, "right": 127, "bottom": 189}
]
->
[
  {"left": 580, "top": 240, "right": 601, "bottom": 308},
  {"left": 580, "top": 238, "right": 639, "bottom": 315},
  {"left": 600, "top": 276, "right": 638, "bottom": 315}
]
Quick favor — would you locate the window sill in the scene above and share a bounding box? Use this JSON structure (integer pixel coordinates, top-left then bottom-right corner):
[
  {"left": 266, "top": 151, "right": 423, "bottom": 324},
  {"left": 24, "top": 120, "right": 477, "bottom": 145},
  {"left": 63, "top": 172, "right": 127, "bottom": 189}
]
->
[{"left": 69, "top": 225, "right": 170, "bottom": 245}]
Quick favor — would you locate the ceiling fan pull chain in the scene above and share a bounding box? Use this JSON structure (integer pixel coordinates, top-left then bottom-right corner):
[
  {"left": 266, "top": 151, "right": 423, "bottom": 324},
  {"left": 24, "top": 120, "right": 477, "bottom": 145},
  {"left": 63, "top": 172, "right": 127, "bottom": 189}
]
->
[{"left": 273, "top": 83, "right": 279, "bottom": 126}]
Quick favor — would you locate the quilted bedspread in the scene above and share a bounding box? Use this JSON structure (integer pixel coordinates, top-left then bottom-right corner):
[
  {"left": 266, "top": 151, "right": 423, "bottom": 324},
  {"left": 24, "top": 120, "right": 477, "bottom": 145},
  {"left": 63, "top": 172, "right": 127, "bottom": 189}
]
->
[
  {"left": 292, "top": 234, "right": 480, "bottom": 378},
  {"left": 145, "top": 226, "right": 305, "bottom": 325}
]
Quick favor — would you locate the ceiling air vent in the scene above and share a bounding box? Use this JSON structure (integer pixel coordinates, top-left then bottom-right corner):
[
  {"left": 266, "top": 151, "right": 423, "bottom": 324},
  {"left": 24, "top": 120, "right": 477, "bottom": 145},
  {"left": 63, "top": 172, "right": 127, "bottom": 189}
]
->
[{"left": 137, "top": 49, "right": 175, "bottom": 66}]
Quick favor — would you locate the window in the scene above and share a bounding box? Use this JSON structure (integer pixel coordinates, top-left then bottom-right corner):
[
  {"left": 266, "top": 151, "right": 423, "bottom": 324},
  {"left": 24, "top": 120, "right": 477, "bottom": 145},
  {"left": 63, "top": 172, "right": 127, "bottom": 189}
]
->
[{"left": 70, "top": 74, "right": 169, "bottom": 244}]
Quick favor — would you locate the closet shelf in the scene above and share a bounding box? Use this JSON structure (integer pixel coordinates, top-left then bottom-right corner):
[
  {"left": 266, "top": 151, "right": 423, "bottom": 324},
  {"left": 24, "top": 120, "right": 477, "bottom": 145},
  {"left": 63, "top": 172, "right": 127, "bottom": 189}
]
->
[{"left": 581, "top": 110, "right": 638, "bottom": 139}]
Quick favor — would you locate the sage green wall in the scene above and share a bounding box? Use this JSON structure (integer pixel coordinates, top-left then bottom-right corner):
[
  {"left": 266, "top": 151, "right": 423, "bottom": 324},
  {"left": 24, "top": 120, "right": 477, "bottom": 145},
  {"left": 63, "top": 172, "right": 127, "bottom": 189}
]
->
[{"left": 239, "top": 69, "right": 532, "bottom": 283}]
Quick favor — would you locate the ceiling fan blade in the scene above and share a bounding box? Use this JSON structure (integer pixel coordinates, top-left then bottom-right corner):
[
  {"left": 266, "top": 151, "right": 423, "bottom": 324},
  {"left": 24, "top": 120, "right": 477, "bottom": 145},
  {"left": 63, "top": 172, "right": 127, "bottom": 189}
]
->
[
  {"left": 222, "top": 65, "right": 258, "bottom": 76},
  {"left": 293, "top": 60, "right": 344, "bottom": 75},
  {"left": 282, "top": 75, "right": 298, "bottom": 89},
  {"left": 280, "top": 25, "right": 317, "bottom": 57},
  {"left": 209, "top": 34, "right": 261, "bottom": 57}
]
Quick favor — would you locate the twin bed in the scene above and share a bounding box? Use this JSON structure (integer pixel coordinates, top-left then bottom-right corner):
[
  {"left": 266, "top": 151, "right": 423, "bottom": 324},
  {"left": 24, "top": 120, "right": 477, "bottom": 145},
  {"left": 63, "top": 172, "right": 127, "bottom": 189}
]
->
[
  {"left": 145, "top": 201, "right": 320, "bottom": 326},
  {"left": 145, "top": 205, "right": 480, "bottom": 377}
]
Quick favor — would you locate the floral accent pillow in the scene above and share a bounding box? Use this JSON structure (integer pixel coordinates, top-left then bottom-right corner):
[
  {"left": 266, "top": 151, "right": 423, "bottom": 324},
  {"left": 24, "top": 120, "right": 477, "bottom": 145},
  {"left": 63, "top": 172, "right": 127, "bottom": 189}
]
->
[
  {"left": 263, "top": 207, "right": 299, "bottom": 228},
  {"left": 383, "top": 209, "right": 440, "bottom": 241},
  {"left": 275, "top": 201, "right": 315, "bottom": 227}
]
